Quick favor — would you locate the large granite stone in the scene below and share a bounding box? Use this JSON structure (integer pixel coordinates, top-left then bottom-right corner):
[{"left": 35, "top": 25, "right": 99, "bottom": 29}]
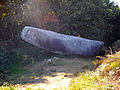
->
[{"left": 21, "top": 26, "right": 104, "bottom": 56}]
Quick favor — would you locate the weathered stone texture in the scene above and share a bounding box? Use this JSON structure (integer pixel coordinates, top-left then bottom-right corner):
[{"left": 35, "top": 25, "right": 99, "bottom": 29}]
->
[{"left": 21, "top": 26, "right": 104, "bottom": 56}]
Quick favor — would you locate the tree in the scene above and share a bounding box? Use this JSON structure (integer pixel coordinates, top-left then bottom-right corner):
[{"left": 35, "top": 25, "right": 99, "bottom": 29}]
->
[
  {"left": 48, "top": 0, "right": 120, "bottom": 45},
  {"left": 0, "top": 0, "right": 26, "bottom": 41}
]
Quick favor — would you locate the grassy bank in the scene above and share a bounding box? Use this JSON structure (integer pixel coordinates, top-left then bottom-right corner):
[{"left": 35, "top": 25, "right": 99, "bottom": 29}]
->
[
  {"left": 70, "top": 51, "right": 120, "bottom": 90},
  {"left": 0, "top": 51, "right": 120, "bottom": 90}
]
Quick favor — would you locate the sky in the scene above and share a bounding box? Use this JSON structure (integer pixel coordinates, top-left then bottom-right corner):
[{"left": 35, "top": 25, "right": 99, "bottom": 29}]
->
[{"left": 110, "top": 0, "right": 120, "bottom": 7}]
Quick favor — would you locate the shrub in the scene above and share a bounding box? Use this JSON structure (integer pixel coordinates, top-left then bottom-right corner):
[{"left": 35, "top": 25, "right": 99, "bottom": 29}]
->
[
  {"left": 70, "top": 51, "right": 120, "bottom": 90},
  {"left": 48, "top": 0, "right": 120, "bottom": 45},
  {"left": 0, "top": 48, "right": 22, "bottom": 85},
  {"left": 98, "top": 51, "right": 120, "bottom": 76}
]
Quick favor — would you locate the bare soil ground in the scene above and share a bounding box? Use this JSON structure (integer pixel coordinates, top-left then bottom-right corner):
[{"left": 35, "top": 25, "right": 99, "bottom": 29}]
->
[{"left": 10, "top": 41, "right": 96, "bottom": 90}]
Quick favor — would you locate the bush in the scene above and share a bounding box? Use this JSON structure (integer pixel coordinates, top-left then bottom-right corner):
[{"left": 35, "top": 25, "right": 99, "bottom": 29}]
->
[
  {"left": 0, "top": 48, "right": 22, "bottom": 85},
  {"left": 70, "top": 51, "right": 120, "bottom": 90},
  {"left": 48, "top": 0, "right": 120, "bottom": 44},
  {"left": 0, "top": 0, "right": 26, "bottom": 41}
]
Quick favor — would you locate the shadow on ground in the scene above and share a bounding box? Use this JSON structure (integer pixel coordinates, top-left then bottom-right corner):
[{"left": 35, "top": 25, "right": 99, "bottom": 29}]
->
[{"left": 8, "top": 40, "right": 96, "bottom": 89}]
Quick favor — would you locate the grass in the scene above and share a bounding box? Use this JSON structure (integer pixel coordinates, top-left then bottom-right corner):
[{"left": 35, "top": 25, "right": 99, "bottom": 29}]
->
[
  {"left": 1, "top": 51, "right": 119, "bottom": 90},
  {"left": 99, "top": 52, "right": 120, "bottom": 75},
  {"left": 69, "top": 51, "right": 120, "bottom": 90},
  {"left": 0, "top": 86, "right": 17, "bottom": 90},
  {"left": 25, "top": 88, "right": 44, "bottom": 90},
  {"left": 0, "top": 86, "right": 44, "bottom": 90},
  {"left": 8, "top": 65, "right": 25, "bottom": 76},
  {"left": 69, "top": 72, "right": 106, "bottom": 90}
]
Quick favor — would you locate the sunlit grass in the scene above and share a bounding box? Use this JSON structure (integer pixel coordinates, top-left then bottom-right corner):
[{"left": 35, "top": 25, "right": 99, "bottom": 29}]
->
[
  {"left": 0, "top": 86, "right": 17, "bottom": 90},
  {"left": 69, "top": 72, "right": 106, "bottom": 90},
  {"left": 69, "top": 51, "right": 120, "bottom": 90},
  {"left": 25, "top": 88, "right": 44, "bottom": 90},
  {"left": 0, "top": 51, "right": 119, "bottom": 90},
  {"left": 0, "top": 86, "right": 44, "bottom": 90}
]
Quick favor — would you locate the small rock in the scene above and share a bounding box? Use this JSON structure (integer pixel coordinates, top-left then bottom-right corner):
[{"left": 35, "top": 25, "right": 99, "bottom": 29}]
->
[
  {"left": 50, "top": 69, "right": 56, "bottom": 72},
  {"left": 112, "top": 40, "right": 120, "bottom": 51}
]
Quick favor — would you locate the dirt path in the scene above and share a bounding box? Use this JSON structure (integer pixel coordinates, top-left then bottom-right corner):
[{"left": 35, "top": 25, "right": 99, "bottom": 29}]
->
[
  {"left": 9, "top": 42, "right": 96, "bottom": 90},
  {"left": 14, "top": 56, "right": 95, "bottom": 90}
]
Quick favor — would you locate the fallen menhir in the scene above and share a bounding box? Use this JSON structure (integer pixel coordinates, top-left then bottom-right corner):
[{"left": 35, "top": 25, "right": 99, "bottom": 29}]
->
[{"left": 21, "top": 26, "right": 104, "bottom": 56}]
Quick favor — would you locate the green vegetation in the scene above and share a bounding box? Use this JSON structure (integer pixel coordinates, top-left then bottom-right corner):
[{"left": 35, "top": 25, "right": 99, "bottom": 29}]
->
[
  {"left": 48, "top": 0, "right": 120, "bottom": 45},
  {"left": 25, "top": 88, "right": 44, "bottom": 90},
  {"left": 0, "top": 86, "right": 44, "bottom": 90},
  {"left": 0, "top": 0, "right": 120, "bottom": 45},
  {"left": 70, "top": 51, "right": 120, "bottom": 90},
  {"left": 0, "top": 0, "right": 26, "bottom": 41},
  {"left": 0, "top": 86, "right": 17, "bottom": 90},
  {"left": 0, "top": 51, "right": 119, "bottom": 90},
  {"left": 0, "top": 0, "right": 120, "bottom": 89},
  {"left": 0, "top": 48, "right": 25, "bottom": 85},
  {"left": 70, "top": 73, "right": 105, "bottom": 90}
]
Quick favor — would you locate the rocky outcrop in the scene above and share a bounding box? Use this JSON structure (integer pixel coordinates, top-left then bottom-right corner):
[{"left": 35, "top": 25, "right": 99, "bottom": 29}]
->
[
  {"left": 112, "top": 40, "right": 120, "bottom": 51},
  {"left": 21, "top": 26, "right": 104, "bottom": 56}
]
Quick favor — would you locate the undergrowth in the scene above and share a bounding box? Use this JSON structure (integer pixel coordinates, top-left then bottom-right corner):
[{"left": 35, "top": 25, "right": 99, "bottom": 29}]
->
[
  {"left": 69, "top": 72, "right": 105, "bottom": 90},
  {"left": 0, "top": 50, "right": 120, "bottom": 90},
  {"left": 69, "top": 51, "right": 120, "bottom": 90},
  {"left": 0, "top": 86, "right": 44, "bottom": 90},
  {"left": 0, "top": 48, "right": 26, "bottom": 85}
]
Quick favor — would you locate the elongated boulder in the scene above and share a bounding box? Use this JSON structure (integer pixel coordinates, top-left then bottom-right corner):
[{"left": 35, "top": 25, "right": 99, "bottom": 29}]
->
[{"left": 21, "top": 26, "right": 104, "bottom": 56}]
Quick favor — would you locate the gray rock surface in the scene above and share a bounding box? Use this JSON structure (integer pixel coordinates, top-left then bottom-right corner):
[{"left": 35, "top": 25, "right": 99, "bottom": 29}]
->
[
  {"left": 112, "top": 40, "right": 120, "bottom": 51},
  {"left": 21, "top": 26, "right": 104, "bottom": 56}
]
